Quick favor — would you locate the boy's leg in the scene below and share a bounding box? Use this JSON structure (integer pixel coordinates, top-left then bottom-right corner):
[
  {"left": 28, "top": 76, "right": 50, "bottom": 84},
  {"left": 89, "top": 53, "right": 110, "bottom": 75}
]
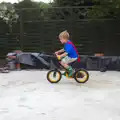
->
[
  {"left": 60, "top": 62, "right": 73, "bottom": 77},
  {"left": 15, "top": 56, "right": 21, "bottom": 70},
  {"left": 60, "top": 56, "right": 76, "bottom": 77},
  {"left": 60, "top": 61, "right": 69, "bottom": 69}
]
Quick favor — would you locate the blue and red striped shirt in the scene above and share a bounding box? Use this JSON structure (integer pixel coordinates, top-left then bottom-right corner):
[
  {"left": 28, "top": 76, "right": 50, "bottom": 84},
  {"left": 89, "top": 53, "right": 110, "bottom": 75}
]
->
[{"left": 64, "top": 40, "right": 80, "bottom": 62}]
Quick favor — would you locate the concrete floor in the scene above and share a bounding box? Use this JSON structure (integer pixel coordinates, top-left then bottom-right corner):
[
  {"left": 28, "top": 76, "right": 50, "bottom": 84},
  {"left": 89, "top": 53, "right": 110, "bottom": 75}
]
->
[{"left": 0, "top": 70, "right": 120, "bottom": 120}]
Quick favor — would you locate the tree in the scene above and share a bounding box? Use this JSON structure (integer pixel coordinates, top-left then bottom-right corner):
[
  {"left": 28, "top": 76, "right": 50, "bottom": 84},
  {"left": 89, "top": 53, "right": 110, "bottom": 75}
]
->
[
  {"left": 39, "top": 2, "right": 52, "bottom": 9},
  {"left": 53, "top": 0, "right": 93, "bottom": 6},
  {"left": 14, "top": 0, "right": 51, "bottom": 9},
  {"left": 14, "top": 0, "right": 51, "bottom": 21},
  {"left": 53, "top": 0, "right": 120, "bottom": 18},
  {"left": 14, "top": 0, "right": 39, "bottom": 9},
  {"left": 88, "top": 0, "right": 120, "bottom": 18},
  {"left": 0, "top": 2, "right": 19, "bottom": 33}
]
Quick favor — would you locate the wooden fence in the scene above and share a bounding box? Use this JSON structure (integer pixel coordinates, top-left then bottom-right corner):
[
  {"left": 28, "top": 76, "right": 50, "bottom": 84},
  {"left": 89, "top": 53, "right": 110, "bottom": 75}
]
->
[{"left": 0, "top": 7, "right": 120, "bottom": 58}]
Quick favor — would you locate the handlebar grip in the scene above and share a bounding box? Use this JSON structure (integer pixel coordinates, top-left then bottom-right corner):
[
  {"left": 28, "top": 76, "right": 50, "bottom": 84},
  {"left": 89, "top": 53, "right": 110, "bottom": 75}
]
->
[{"left": 57, "top": 56, "right": 61, "bottom": 60}]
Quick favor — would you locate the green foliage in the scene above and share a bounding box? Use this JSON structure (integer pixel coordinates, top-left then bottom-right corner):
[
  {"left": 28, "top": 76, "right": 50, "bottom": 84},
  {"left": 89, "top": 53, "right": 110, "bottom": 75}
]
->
[
  {"left": 88, "top": 0, "right": 120, "bottom": 18},
  {"left": 0, "top": 2, "right": 19, "bottom": 32},
  {"left": 53, "top": 0, "right": 93, "bottom": 6},
  {"left": 0, "top": 2, "right": 18, "bottom": 23},
  {"left": 39, "top": 2, "right": 52, "bottom": 9},
  {"left": 14, "top": 0, "right": 51, "bottom": 9},
  {"left": 14, "top": 0, "right": 52, "bottom": 21},
  {"left": 0, "top": 0, "right": 51, "bottom": 33},
  {"left": 14, "top": 0, "right": 40, "bottom": 9},
  {"left": 53, "top": 0, "right": 120, "bottom": 18}
]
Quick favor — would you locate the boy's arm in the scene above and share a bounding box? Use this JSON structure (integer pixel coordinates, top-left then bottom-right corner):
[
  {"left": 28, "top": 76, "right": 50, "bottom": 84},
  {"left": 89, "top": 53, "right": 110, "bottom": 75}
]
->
[
  {"left": 59, "top": 52, "right": 68, "bottom": 58},
  {"left": 55, "top": 49, "right": 64, "bottom": 54}
]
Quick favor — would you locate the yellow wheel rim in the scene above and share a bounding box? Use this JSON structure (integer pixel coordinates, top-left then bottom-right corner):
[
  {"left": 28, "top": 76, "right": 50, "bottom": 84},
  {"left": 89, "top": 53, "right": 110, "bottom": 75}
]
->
[
  {"left": 48, "top": 72, "right": 61, "bottom": 82},
  {"left": 76, "top": 71, "right": 88, "bottom": 82}
]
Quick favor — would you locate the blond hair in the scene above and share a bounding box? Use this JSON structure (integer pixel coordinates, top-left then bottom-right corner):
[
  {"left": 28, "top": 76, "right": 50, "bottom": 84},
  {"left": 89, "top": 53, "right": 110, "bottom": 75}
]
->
[{"left": 59, "top": 30, "right": 70, "bottom": 40}]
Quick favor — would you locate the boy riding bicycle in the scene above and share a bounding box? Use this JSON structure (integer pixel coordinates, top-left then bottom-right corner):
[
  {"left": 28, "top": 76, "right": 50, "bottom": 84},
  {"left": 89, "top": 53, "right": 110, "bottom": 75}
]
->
[{"left": 55, "top": 30, "right": 80, "bottom": 77}]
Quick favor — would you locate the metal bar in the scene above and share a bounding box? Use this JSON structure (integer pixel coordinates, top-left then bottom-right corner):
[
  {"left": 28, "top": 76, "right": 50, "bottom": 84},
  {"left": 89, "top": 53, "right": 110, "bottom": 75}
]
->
[
  {"left": 21, "top": 18, "right": 115, "bottom": 23},
  {"left": 16, "top": 6, "right": 92, "bottom": 11}
]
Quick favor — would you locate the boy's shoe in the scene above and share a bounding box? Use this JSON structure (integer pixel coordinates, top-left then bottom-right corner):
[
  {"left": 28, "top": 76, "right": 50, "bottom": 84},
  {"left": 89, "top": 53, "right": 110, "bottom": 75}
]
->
[
  {"left": 62, "top": 72, "right": 66, "bottom": 76},
  {"left": 62, "top": 71, "right": 68, "bottom": 76}
]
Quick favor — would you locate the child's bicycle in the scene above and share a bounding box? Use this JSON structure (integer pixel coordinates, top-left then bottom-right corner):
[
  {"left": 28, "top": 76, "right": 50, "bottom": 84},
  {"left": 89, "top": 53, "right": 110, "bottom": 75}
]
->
[{"left": 47, "top": 55, "right": 89, "bottom": 83}]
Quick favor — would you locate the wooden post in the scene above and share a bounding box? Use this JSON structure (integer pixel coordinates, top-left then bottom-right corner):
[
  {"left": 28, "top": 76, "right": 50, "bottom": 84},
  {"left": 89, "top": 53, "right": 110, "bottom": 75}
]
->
[{"left": 19, "top": 9, "right": 24, "bottom": 50}]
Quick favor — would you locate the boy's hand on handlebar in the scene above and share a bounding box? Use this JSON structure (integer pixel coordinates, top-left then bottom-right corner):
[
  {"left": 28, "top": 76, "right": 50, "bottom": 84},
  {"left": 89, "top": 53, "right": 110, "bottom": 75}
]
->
[
  {"left": 55, "top": 52, "right": 59, "bottom": 55},
  {"left": 55, "top": 52, "right": 61, "bottom": 60},
  {"left": 56, "top": 55, "right": 61, "bottom": 60}
]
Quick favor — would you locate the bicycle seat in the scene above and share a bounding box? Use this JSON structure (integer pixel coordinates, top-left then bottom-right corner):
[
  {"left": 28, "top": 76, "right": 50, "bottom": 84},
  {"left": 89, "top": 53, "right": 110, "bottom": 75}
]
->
[
  {"left": 69, "top": 60, "right": 78, "bottom": 66},
  {"left": 69, "top": 60, "right": 85, "bottom": 69}
]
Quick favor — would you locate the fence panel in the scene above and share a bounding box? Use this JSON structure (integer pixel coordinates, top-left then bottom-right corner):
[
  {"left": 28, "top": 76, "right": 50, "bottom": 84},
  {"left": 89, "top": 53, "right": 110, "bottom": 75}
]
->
[{"left": 0, "top": 7, "right": 120, "bottom": 58}]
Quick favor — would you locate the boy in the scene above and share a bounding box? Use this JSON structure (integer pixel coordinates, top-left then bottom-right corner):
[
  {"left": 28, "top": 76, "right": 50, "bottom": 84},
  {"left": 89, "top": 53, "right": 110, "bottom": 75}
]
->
[{"left": 55, "top": 30, "right": 80, "bottom": 77}]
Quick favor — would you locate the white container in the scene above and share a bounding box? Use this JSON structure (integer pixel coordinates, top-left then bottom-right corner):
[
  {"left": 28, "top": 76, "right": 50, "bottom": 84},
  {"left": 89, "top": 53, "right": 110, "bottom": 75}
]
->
[{"left": 8, "top": 61, "right": 16, "bottom": 70}]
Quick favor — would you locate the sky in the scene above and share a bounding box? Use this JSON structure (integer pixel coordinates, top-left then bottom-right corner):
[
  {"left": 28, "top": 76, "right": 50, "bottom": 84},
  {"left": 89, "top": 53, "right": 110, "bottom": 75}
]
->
[{"left": 0, "top": 0, "right": 51, "bottom": 3}]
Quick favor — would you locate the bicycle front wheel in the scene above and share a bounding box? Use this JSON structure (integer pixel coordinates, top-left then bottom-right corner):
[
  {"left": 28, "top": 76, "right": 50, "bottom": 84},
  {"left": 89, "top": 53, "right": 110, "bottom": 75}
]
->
[{"left": 47, "top": 70, "right": 62, "bottom": 83}]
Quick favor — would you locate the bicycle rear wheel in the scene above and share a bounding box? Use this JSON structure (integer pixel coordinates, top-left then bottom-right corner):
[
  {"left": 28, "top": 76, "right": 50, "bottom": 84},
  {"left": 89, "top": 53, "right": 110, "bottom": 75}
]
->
[{"left": 74, "top": 69, "right": 89, "bottom": 83}]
